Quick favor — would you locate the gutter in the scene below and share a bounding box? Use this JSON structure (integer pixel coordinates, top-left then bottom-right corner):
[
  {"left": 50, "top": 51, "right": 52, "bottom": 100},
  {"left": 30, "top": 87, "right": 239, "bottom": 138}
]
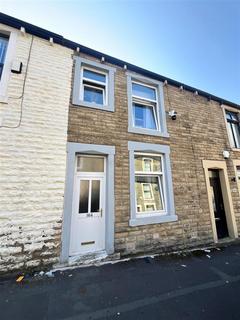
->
[{"left": 0, "top": 11, "right": 239, "bottom": 109}]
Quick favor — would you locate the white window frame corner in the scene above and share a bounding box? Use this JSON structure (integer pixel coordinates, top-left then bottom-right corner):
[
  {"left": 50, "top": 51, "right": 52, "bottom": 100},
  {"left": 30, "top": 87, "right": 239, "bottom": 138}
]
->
[
  {"left": 72, "top": 56, "right": 116, "bottom": 112},
  {"left": 127, "top": 73, "right": 169, "bottom": 137},
  {"left": 0, "top": 29, "right": 18, "bottom": 103},
  {"left": 128, "top": 141, "right": 177, "bottom": 227}
]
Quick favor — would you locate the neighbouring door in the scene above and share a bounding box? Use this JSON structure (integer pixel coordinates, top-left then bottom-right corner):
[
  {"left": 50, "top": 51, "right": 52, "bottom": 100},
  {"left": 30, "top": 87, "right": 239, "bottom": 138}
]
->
[
  {"left": 69, "top": 155, "right": 106, "bottom": 256},
  {"left": 209, "top": 170, "right": 229, "bottom": 239}
]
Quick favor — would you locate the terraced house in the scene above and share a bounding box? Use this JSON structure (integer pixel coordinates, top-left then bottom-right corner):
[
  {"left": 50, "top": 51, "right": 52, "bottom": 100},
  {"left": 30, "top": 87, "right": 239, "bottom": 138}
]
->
[{"left": 0, "top": 12, "right": 240, "bottom": 274}]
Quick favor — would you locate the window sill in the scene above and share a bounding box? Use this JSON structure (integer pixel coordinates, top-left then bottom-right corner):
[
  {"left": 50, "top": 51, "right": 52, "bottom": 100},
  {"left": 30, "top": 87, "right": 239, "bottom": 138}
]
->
[
  {"left": 72, "top": 100, "right": 114, "bottom": 112},
  {"left": 128, "top": 126, "right": 169, "bottom": 138},
  {"left": 129, "top": 214, "right": 178, "bottom": 227}
]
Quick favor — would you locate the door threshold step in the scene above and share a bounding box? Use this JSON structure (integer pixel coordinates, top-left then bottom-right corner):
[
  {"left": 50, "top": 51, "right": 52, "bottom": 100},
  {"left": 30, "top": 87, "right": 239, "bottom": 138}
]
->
[{"left": 55, "top": 252, "right": 120, "bottom": 270}]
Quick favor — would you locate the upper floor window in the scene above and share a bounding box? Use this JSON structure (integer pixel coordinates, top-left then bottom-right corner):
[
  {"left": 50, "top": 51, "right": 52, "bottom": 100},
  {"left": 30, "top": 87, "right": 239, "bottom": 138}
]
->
[
  {"left": 72, "top": 57, "right": 116, "bottom": 112},
  {"left": 226, "top": 111, "right": 240, "bottom": 148},
  {"left": 132, "top": 82, "right": 158, "bottom": 130},
  {"left": 81, "top": 67, "right": 107, "bottom": 105},
  {"left": 127, "top": 74, "right": 169, "bottom": 137},
  {"left": 0, "top": 34, "right": 9, "bottom": 80}
]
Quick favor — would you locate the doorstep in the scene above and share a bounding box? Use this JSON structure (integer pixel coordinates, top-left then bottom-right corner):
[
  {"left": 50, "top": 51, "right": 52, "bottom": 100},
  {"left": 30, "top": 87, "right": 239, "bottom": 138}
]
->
[{"left": 54, "top": 251, "right": 120, "bottom": 270}]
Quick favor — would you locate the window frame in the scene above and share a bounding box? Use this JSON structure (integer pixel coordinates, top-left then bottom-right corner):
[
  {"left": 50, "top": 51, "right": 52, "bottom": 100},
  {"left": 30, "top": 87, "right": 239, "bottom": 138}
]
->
[
  {"left": 72, "top": 56, "right": 116, "bottom": 112},
  {"left": 0, "top": 29, "right": 18, "bottom": 103},
  {"left": 132, "top": 80, "right": 160, "bottom": 131},
  {"left": 135, "top": 152, "right": 166, "bottom": 217},
  {"left": 128, "top": 141, "right": 177, "bottom": 226},
  {"left": 80, "top": 66, "right": 108, "bottom": 106},
  {"left": 127, "top": 73, "right": 169, "bottom": 137},
  {"left": 225, "top": 110, "right": 240, "bottom": 149}
]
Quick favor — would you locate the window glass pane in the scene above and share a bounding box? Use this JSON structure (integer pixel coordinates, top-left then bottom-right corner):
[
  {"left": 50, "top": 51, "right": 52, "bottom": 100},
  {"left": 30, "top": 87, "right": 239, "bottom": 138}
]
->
[
  {"left": 135, "top": 176, "right": 164, "bottom": 213},
  {"left": 143, "top": 184, "right": 152, "bottom": 199},
  {"left": 84, "top": 85, "right": 104, "bottom": 104},
  {"left": 91, "top": 180, "right": 100, "bottom": 212},
  {"left": 134, "top": 154, "right": 162, "bottom": 172},
  {"left": 132, "top": 83, "right": 156, "bottom": 100},
  {"left": 233, "top": 123, "right": 240, "bottom": 148},
  {"left": 145, "top": 204, "right": 155, "bottom": 211},
  {"left": 79, "top": 180, "right": 89, "bottom": 213},
  {"left": 77, "top": 156, "right": 104, "bottom": 172},
  {"left": 0, "top": 35, "right": 8, "bottom": 79},
  {"left": 143, "top": 159, "right": 152, "bottom": 172},
  {"left": 133, "top": 103, "right": 157, "bottom": 129},
  {"left": 83, "top": 69, "right": 106, "bottom": 83},
  {"left": 226, "top": 112, "right": 232, "bottom": 120},
  {"left": 227, "top": 122, "right": 235, "bottom": 147}
]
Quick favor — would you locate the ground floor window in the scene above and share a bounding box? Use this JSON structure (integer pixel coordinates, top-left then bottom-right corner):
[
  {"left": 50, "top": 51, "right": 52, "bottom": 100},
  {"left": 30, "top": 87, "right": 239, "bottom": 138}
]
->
[
  {"left": 128, "top": 141, "right": 177, "bottom": 226},
  {"left": 135, "top": 153, "right": 165, "bottom": 215}
]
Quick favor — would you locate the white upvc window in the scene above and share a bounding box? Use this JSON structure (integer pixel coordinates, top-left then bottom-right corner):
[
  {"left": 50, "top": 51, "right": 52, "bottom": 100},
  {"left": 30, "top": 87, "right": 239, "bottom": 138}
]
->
[
  {"left": 127, "top": 74, "right": 169, "bottom": 137},
  {"left": 225, "top": 110, "right": 240, "bottom": 149},
  {"left": 132, "top": 81, "right": 159, "bottom": 130},
  {"left": 135, "top": 152, "right": 166, "bottom": 217},
  {"left": 80, "top": 67, "right": 108, "bottom": 106},
  {"left": 72, "top": 57, "right": 116, "bottom": 112},
  {"left": 0, "top": 34, "right": 9, "bottom": 80},
  {"left": 0, "top": 29, "right": 17, "bottom": 103},
  {"left": 128, "top": 141, "right": 177, "bottom": 226}
]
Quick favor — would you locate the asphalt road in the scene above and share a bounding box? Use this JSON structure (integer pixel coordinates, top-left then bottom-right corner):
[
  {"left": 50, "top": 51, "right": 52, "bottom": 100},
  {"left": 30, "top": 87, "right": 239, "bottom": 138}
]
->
[{"left": 1, "top": 243, "right": 240, "bottom": 319}]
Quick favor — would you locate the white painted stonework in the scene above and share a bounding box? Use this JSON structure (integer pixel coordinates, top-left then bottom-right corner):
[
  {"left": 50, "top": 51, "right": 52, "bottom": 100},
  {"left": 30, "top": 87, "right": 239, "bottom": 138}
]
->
[{"left": 0, "top": 24, "right": 73, "bottom": 273}]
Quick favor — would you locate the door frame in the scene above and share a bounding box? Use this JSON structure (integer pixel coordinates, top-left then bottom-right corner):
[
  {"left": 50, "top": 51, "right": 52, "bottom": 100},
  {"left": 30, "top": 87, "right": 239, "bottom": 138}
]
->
[
  {"left": 60, "top": 142, "right": 115, "bottom": 264},
  {"left": 202, "top": 160, "right": 238, "bottom": 242}
]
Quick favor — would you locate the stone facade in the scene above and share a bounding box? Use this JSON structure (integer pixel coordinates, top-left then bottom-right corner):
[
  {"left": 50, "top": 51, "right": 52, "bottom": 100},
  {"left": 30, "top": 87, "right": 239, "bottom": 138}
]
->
[
  {"left": 1, "top": 18, "right": 240, "bottom": 274},
  {"left": 68, "top": 53, "right": 240, "bottom": 257},
  {"left": 0, "top": 24, "right": 73, "bottom": 273}
]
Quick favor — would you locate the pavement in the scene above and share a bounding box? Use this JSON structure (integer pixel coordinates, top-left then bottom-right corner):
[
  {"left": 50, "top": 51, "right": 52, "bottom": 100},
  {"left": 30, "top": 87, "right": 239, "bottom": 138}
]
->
[{"left": 1, "top": 243, "right": 240, "bottom": 320}]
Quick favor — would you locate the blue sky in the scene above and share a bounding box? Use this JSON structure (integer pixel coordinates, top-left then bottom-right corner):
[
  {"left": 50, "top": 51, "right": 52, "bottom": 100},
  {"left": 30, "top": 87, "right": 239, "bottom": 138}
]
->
[{"left": 1, "top": 0, "right": 240, "bottom": 103}]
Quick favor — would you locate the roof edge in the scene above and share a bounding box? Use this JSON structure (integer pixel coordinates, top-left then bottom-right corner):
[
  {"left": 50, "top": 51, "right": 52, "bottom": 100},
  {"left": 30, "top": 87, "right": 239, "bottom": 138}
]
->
[{"left": 0, "top": 11, "right": 239, "bottom": 109}]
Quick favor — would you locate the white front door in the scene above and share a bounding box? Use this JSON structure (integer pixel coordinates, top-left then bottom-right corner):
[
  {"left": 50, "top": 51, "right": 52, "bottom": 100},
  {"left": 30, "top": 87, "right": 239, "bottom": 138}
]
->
[{"left": 69, "top": 155, "right": 106, "bottom": 256}]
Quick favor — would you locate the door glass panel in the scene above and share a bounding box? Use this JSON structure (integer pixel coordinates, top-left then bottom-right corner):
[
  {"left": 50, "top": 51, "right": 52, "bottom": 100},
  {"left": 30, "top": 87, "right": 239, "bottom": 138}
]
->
[
  {"left": 79, "top": 180, "right": 89, "bottom": 213},
  {"left": 91, "top": 180, "right": 100, "bottom": 212},
  {"left": 77, "top": 156, "right": 104, "bottom": 172}
]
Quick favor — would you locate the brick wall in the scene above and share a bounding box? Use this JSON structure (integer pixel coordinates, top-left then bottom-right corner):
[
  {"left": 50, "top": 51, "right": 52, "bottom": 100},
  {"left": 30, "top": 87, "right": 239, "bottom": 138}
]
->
[
  {"left": 68, "top": 53, "right": 240, "bottom": 257},
  {"left": 0, "top": 25, "right": 73, "bottom": 273}
]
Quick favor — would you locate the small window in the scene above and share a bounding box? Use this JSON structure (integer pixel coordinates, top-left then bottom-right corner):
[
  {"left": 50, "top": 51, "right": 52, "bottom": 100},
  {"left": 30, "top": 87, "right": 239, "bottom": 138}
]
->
[
  {"left": 134, "top": 153, "right": 165, "bottom": 216},
  {"left": 226, "top": 111, "right": 240, "bottom": 148},
  {"left": 77, "top": 156, "right": 104, "bottom": 172},
  {"left": 81, "top": 67, "right": 107, "bottom": 106},
  {"left": 72, "top": 57, "right": 116, "bottom": 112},
  {"left": 0, "top": 34, "right": 9, "bottom": 80},
  {"left": 132, "top": 82, "right": 159, "bottom": 130}
]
